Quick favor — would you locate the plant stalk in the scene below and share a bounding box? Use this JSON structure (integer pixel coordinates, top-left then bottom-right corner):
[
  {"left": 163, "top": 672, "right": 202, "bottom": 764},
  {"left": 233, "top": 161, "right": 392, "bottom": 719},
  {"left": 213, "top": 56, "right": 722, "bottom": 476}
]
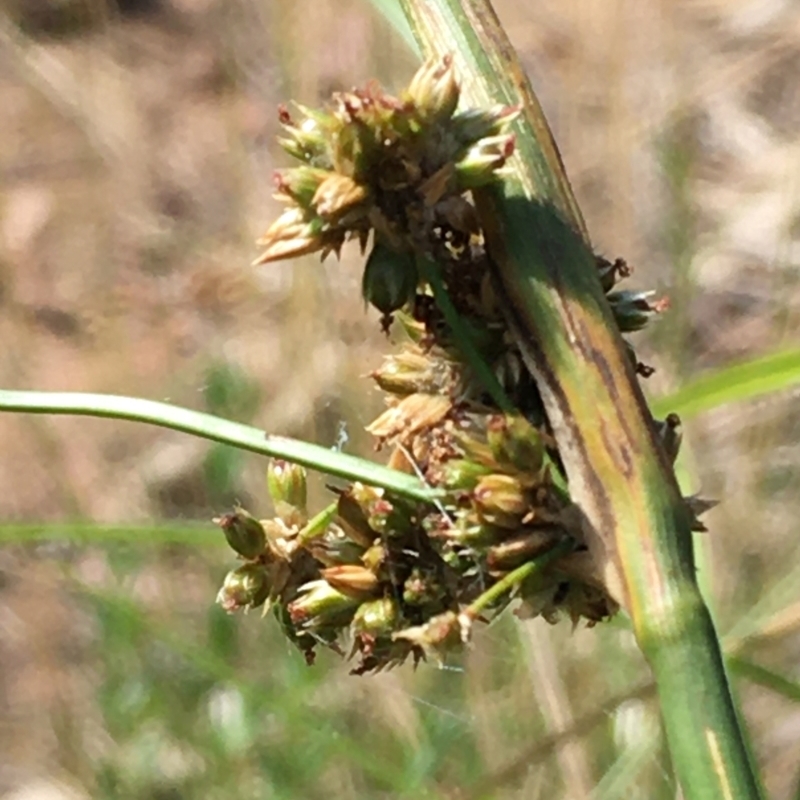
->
[{"left": 396, "top": 0, "right": 764, "bottom": 796}]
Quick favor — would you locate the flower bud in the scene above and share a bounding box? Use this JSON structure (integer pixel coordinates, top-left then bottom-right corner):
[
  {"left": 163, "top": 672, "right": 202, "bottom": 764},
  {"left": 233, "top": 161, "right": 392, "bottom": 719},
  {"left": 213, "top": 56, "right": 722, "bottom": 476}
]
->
[
  {"left": 406, "top": 55, "right": 460, "bottom": 125},
  {"left": 254, "top": 207, "right": 325, "bottom": 265},
  {"left": 473, "top": 474, "right": 529, "bottom": 529},
  {"left": 352, "top": 596, "right": 400, "bottom": 636},
  {"left": 402, "top": 567, "right": 445, "bottom": 606},
  {"left": 288, "top": 580, "right": 359, "bottom": 627},
  {"left": 454, "top": 134, "right": 515, "bottom": 190},
  {"left": 267, "top": 459, "right": 308, "bottom": 513},
  {"left": 361, "top": 241, "right": 418, "bottom": 316},
  {"left": 450, "top": 105, "right": 519, "bottom": 147},
  {"left": 216, "top": 563, "right": 270, "bottom": 613},
  {"left": 273, "top": 166, "right": 330, "bottom": 207},
  {"left": 336, "top": 488, "right": 378, "bottom": 548},
  {"left": 311, "top": 527, "right": 365, "bottom": 567},
  {"left": 277, "top": 110, "right": 331, "bottom": 166},
  {"left": 360, "top": 541, "right": 387, "bottom": 574},
  {"left": 393, "top": 611, "right": 467, "bottom": 660},
  {"left": 596, "top": 256, "right": 631, "bottom": 293},
  {"left": 655, "top": 412, "right": 682, "bottom": 465},
  {"left": 312, "top": 173, "right": 369, "bottom": 223},
  {"left": 214, "top": 508, "right": 267, "bottom": 559},
  {"left": 607, "top": 290, "right": 668, "bottom": 333}
]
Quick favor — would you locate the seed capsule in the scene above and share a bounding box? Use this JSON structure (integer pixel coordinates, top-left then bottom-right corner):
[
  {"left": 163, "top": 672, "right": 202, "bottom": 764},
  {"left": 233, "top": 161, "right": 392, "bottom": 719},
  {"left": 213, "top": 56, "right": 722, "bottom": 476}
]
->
[
  {"left": 486, "top": 527, "right": 564, "bottom": 571},
  {"left": 216, "top": 563, "right": 270, "bottom": 613},
  {"left": 288, "top": 580, "right": 359, "bottom": 628},
  {"left": 214, "top": 508, "right": 267, "bottom": 559},
  {"left": 361, "top": 241, "right": 418, "bottom": 316},
  {"left": 439, "top": 458, "right": 494, "bottom": 491},
  {"left": 473, "top": 474, "right": 529, "bottom": 529},
  {"left": 352, "top": 596, "right": 400, "bottom": 636},
  {"left": 320, "top": 565, "right": 380, "bottom": 599}
]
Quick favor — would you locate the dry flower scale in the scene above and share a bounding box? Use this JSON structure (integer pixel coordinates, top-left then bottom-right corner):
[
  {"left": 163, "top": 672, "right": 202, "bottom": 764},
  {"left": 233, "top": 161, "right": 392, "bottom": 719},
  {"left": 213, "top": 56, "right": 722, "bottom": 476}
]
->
[{"left": 214, "top": 57, "right": 691, "bottom": 675}]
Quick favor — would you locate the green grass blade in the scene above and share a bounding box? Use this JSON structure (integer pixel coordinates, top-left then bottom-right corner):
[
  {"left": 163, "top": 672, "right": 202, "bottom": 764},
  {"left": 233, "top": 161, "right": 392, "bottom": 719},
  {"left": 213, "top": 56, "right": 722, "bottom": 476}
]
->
[
  {"left": 653, "top": 347, "right": 800, "bottom": 419},
  {"left": 368, "top": 0, "right": 419, "bottom": 53},
  {"left": 728, "top": 656, "right": 800, "bottom": 704},
  {"left": 0, "top": 522, "right": 218, "bottom": 544},
  {"left": 0, "top": 389, "right": 441, "bottom": 503}
]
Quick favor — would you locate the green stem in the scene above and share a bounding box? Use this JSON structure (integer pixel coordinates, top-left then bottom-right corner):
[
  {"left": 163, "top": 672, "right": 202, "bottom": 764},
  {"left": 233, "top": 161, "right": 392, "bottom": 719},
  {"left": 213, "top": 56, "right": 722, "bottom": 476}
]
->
[
  {"left": 297, "top": 502, "right": 339, "bottom": 546},
  {"left": 396, "top": 1, "right": 764, "bottom": 797},
  {"left": 0, "top": 389, "right": 442, "bottom": 504},
  {"left": 465, "top": 537, "right": 574, "bottom": 619}
]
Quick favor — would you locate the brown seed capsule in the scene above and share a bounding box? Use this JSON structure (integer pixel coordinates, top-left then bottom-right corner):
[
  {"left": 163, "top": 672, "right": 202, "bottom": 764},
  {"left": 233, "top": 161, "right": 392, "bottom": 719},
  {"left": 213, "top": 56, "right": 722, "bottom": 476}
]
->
[
  {"left": 367, "top": 393, "right": 452, "bottom": 442},
  {"left": 320, "top": 565, "right": 381, "bottom": 599},
  {"left": 486, "top": 526, "right": 564, "bottom": 571}
]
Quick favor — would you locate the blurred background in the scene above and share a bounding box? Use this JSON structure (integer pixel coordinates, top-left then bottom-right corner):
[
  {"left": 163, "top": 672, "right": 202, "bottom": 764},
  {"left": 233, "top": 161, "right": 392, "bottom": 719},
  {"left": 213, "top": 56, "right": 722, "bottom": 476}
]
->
[{"left": 0, "top": 0, "right": 799, "bottom": 797}]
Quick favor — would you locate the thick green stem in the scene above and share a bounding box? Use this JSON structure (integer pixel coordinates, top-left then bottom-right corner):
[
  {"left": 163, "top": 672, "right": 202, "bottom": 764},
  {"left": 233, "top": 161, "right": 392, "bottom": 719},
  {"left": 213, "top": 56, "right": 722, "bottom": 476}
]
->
[
  {"left": 396, "top": 1, "right": 764, "bottom": 797},
  {"left": 0, "top": 389, "right": 442, "bottom": 504}
]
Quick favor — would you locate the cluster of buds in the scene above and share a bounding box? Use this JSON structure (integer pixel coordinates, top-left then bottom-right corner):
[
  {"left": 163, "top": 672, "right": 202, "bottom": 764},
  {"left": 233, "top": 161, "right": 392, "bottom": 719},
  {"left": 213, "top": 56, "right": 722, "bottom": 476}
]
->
[
  {"left": 213, "top": 58, "right": 703, "bottom": 674},
  {"left": 255, "top": 55, "right": 518, "bottom": 327},
  {"left": 215, "top": 458, "right": 470, "bottom": 671}
]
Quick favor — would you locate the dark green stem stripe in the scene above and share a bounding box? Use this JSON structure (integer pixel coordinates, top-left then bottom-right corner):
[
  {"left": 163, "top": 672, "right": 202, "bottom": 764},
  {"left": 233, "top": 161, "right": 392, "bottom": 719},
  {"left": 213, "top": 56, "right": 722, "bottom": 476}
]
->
[{"left": 0, "top": 390, "right": 442, "bottom": 503}]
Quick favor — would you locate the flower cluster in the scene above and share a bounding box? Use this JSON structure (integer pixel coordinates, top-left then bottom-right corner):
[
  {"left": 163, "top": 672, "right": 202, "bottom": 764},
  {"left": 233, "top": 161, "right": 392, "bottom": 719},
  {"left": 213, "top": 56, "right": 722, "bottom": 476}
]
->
[
  {"left": 255, "top": 55, "right": 518, "bottom": 326},
  {"left": 211, "top": 57, "right": 694, "bottom": 674}
]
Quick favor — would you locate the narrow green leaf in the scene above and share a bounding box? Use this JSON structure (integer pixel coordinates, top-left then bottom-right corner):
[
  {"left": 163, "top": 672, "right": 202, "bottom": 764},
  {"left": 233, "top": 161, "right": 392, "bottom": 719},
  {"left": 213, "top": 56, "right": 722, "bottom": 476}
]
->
[
  {"left": 728, "top": 655, "right": 800, "bottom": 704},
  {"left": 0, "top": 389, "right": 442, "bottom": 503},
  {"left": 368, "top": 0, "right": 419, "bottom": 54},
  {"left": 653, "top": 348, "right": 800, "bottom": 419}
]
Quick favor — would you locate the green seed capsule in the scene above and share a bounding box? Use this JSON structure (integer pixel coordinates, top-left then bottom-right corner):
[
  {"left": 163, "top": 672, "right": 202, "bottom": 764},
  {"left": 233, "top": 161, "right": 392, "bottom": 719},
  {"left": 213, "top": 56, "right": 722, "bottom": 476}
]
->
[
  {"left": 353, "top": 596, "right": 400, "bottom": 636},
  {"left": 215, "top": 508, "right": 267, "bottom": 559},
  {"left": 361, "top": 241, "right": 418, "bottom": 316},
  {"left": 440, "top": 458, "right": 494, "bottom": 491},
  {"left": 216, "top": 563, "right": 270, "bottom": 613}
]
